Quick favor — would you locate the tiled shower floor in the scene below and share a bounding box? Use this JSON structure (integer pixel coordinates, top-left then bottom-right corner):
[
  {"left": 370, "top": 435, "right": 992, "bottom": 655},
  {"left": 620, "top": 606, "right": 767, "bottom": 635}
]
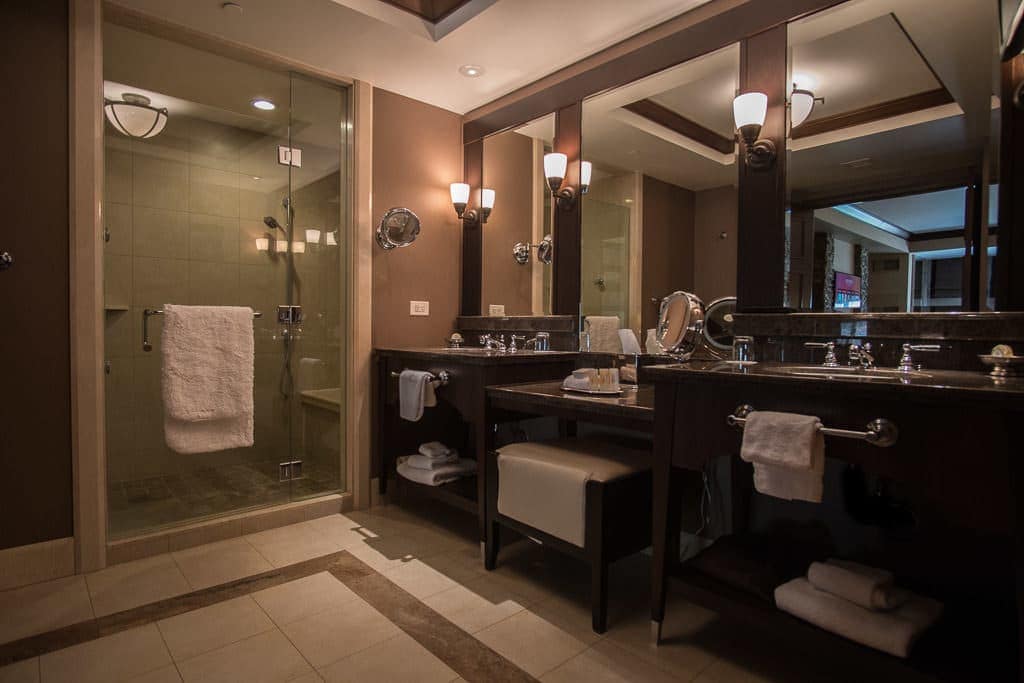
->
[{"left": 108, "top": 460, "right": 341, "bottom": 537}]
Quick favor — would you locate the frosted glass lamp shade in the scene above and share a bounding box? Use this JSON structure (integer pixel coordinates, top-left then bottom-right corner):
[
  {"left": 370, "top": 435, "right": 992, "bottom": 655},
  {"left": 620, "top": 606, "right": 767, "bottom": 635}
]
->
[
  {"left": 305, "top": 229, "right": 321, "bottom": 244},
  {"left": 580, "top": 161, "right": 592, "bottom": 193},
  {"left": 326, "top": 231, "right": 338, "bottom": 246},
  {"left": 275, "top": 240, "right": 288, "bottom": 253},
  {"left": 481, "top": 188, "right": 495, "bottom": 209},
  {"left": 544, "top": 152, "right": 567, "bottom": 192},
  {"left": 255, "top": 238, "right": 269, "bottom": 252},
  {"left": 292, "top": 241, "right": 306, "bottom": 254},
  {"left": 450, "top": 183, "right": 470, "bottom": 205},
  {"left": 790, "top": 89, "right": 815, "bottom": 128},
  {"left": 104, "top": 94, "right": 168, "bottom": 139},
  {"left": 733, "top": 92, "right": 768, "bottom": 129}
]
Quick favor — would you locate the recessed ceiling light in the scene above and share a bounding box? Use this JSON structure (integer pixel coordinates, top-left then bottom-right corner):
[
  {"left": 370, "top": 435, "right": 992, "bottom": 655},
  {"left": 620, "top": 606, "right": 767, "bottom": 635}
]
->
[
  {"left": 252, "top": 176, "right": 261, "bottom": 181},
  {"left": 251, "top": 98, "right": 275, "bottom": 111},
  {"left": 459, "top": 65, "right": 484, "bottom": 78}
]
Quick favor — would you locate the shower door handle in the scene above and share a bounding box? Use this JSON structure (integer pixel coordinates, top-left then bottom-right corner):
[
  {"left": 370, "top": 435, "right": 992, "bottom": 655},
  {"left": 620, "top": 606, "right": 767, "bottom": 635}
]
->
[{"left": 0, "top": 251, "right": 12, "bottom": 270}]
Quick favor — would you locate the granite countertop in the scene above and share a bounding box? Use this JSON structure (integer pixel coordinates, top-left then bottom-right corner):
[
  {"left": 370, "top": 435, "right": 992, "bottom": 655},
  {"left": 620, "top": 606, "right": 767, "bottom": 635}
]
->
[
  {"left": 375, "top": 347, "right": 579, "bottom": 364},
  {"left": 643, "top": 360, "right": 1024, "bottom": 405},
  {"left": 487, "top": 381, "right": 654, "bottom": 422}
]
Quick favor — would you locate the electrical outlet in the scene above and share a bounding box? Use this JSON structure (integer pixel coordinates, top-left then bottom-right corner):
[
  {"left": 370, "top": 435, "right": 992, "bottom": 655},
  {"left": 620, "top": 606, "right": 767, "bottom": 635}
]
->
[
  {"left": 410, "top": 300, "right": 429, "bottom": 316},
  {"left": 489, "top": 304, "right": 505, "bottom": 316}
]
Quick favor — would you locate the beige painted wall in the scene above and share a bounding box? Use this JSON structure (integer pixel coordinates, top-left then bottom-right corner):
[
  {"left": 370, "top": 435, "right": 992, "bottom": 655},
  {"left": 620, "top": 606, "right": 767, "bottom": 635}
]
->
[
  {"left": 693, "top": 185, "right": 738, "bottom": 303},
  {"left": 482, "top": 131, "right": 533, "bottom": 315},
  {"left": 371, "top": 89, "right": 463, "bottom": 348}
]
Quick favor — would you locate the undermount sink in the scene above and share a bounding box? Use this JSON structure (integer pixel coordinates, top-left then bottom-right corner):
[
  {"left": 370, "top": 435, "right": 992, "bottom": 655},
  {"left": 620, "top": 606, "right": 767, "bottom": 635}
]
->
[{"left": 774, "top": 365, "right": 932, "bottom": 382}]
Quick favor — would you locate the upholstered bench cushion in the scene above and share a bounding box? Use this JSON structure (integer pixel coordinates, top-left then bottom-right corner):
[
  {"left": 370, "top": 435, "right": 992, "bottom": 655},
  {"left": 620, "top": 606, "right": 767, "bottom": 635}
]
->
[{"left": 496, "top": 437, "right": 650, "bottom": 548}]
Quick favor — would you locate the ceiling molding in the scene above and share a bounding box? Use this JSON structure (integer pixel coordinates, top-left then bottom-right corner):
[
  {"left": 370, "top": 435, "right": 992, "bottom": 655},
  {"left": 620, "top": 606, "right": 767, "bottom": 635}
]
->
[
  {"left": 791, "top": 88, "right": 955, "bottom": 140},
  {"left": 330, "top": 0, "right": 497, "bottom": 41},
  {"left": 623, "top": 98, "right": 734, "bottom": 154},
  {"left": 906, "top": 228, "right": 964, "bottom": 242}
]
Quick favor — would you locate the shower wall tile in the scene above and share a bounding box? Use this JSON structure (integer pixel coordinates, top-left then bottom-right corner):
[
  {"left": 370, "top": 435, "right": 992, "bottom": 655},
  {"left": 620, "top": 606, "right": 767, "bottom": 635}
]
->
[
  {"left": 105, "top": 309, "right": 134, "bottom": 359},
  {"left": 133, "top": 256, "right": 189, "bottom": 308},
  {"left": 133, "top": 117, "right": 190, "bottom": 163},
  {"left": 189, "top": 165, "right": 240, "bottom": 218},
  {"left": 133, "top": 154, "right": 189, "bottom": 211},
  {"left": 133, "top": 206, "right": 190, "bottom": 260},
  {"left": 240, "top": 219, "right": 274, "bottom": 265},
  {"left": 188, "top": 261, "right": 241, "bottom": 306},
  {"left": 105, "top": 202, "right": 133, "bottom": 256},
  {"left": 190, "top": 213, "right": 240, "bottom": 263},
  {"left": 104, "top": 254, "right": 132, "bottom": 310},
  {"left": 105, "top": 145, "right": 133, "bottom": 205},
  {"left": 188, "top": 119, "right": 243, "bottom": 173},
  {"left": 239, "top": 183, "right": 275, "bottom": 220}
]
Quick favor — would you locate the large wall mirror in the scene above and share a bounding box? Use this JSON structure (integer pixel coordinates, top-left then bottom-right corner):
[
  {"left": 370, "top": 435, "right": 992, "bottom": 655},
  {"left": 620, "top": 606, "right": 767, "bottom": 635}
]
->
[
  {"left": 786, "top": 0, "right": 1001, "bottom": 312},
  {"left": 580, "top": 43, "right": 740, "bottom": 345},
  {"left": 481, "top": 114, "right": 554, "bottom": 316}
]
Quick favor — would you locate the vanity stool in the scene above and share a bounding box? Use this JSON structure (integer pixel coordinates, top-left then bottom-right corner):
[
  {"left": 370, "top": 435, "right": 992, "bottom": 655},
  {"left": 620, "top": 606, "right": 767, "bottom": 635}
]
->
[{"left": 484, "top": 436, "right": 652, "bottom": 633}]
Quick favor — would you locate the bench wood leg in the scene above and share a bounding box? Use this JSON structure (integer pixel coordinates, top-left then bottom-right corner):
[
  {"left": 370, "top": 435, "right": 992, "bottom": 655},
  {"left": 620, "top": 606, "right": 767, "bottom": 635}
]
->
[
  {"left": 591, "top": 560, "right": 609, "bottom": 633},
  {"left": 484, "top": 519, "right": 501, "bottom": 570}
]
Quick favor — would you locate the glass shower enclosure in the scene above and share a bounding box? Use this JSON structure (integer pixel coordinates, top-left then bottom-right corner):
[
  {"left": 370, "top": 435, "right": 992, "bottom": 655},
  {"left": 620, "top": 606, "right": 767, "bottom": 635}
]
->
[{"left": 102, "top": 23, "right": 349, "bottom": 537}]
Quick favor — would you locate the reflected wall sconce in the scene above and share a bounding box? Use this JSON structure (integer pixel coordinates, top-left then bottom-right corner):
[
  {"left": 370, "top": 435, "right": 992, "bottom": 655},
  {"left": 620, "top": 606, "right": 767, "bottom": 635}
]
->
[
  {"left": 544, "top": 153, "right": 591, "bottom": 209},
  {"left": 305, "top": 228, "right": 321, "bottom": 245},
  {"left": 326, "top": 231, "right": 338, "bottom": 246},
  {"left": 789, "top": 85, "right": 824, "bottom": 129},
  {"left": 733, "top": 92, "right": 776, "bottom": 170},
  {"left": 255, "top": 237, "right": 270, "bottom": 252},
  {"left": 450, "top": 183, "right": 495, "bottom": 224},
  {"left": 513, "top": 234, "right": 553, "bottom": 265}
]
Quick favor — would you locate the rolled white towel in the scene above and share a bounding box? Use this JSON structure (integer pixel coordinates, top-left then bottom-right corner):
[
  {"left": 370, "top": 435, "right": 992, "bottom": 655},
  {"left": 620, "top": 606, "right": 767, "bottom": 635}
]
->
[
  {"left": 808, "top": 560, "right": 908, "bottom": 611},
  {"left": 402, "top": 452, "right": 459, "bottom": 470},
  {"left": 397, "top": 457, "right": 475, "bottom": 486},
  {"left": 418, "top": 441, "right": 453, "bottom": 458}
]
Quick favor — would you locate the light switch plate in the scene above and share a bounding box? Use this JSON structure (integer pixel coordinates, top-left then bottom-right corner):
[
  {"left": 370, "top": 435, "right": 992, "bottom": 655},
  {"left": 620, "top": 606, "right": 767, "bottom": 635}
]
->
[
  {"left": 489, "top": 304, "right": 505, "bottom": 316},
  {"left": 410, "top": 300, "right": 429, "bottom": 316}
]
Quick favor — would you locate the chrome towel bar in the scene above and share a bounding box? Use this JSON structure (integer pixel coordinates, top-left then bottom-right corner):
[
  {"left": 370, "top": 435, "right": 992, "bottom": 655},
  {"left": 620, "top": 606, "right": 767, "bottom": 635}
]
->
[
  {"left": 726, "top": 404, "right": 898, "bottom": 448},
  {"left": 390, "top": 370, "right": 451, "bottom": 387},
  {"left": 142, "top": 308, "right": 263, "bottom": 352}
]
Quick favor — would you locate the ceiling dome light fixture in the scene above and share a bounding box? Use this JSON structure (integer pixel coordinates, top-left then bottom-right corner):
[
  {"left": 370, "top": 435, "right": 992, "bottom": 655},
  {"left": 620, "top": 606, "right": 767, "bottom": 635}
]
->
[
  {"left": 459, "top": 65, "right": 485, "bottom": 78},
  {"left": 251, "top": 98, "right": 276, "bottom": 111},
  {"left": 789, "top": 84, "right": 824, "bottom": 129},
  {"left": 104, "top": 93, "right": 168, "bottom": 139}
]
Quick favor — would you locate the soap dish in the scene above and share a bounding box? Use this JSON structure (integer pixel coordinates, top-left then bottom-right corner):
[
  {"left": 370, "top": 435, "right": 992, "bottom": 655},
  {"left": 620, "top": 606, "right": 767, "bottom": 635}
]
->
[{"left": 978, "top": 354, "right": 1024, "bottom": 380}]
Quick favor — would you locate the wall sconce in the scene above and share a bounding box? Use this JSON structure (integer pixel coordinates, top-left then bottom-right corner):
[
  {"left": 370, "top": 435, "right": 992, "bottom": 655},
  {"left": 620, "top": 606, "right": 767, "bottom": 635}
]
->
[
  {"left": 544, "top": 154, "right": 592, "bottom": 208},
  {"left": 733, "top": 92, "right": 776, "bottom": 170},
  {"left": 450, "top": 183, "right": 495, "bottom": 224},
  {"left": 513, "top": 234, "right": 553, "bottom": 265},
  {"left": 326, "top": 231, "right": 338, "bottom": 246},
  {"left": 580, "top": 161, "right": 592, "bottom": 195},
  {"left": 789, "top": 85, "right": 824, "bottom": 128},
  {"left": 292, "top": 241, "right": 306, "bottom": 254},
  {"left": 305, "top": 229, "right": 321, "bottom": 245},
  {"left": 255, "top": 237, "right": 270, "bottom": 252},
  {"left": 275, "top": 239, "right": 288, "bottom": 253}
]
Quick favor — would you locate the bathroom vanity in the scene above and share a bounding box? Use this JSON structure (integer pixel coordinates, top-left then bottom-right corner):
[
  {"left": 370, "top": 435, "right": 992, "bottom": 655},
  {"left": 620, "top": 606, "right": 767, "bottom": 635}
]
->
[
  {"left": 374, "top": 348, "right": 576, "bottom": 531},
  {"left": 646, "top": 361, "right": 1024, "bottom": 681}
]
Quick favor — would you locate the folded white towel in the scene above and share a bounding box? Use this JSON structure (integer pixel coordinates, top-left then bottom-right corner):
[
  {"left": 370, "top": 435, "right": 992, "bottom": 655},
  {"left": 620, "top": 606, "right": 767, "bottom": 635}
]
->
[
  {"left": 740, "top": 411, "right": 824, "bottom": 503},
  {"left": 403, "top": 452, "right": 459, "bottom": 470},
  {"left": 808, "top": 560, "right": 908, "bottom": 611},
  {"left": 645, "top": 329, "right": 661, "bottom": 354},
  {"left": 562, "top": 376, "right": 592, "bottom": 391},
  {"left": 618, "top": 329, "right": 642, "bottom": 355},
  {"left": 775, "top": 578, "right": 942, "bottom": 658},
  {"left": 161, "top": 304, "right": 254, "bottom": 454},
  {"left": 399, "top": 371, "right": 437, "bottom": 422},
  {"left": 585, "top": 316, "right": 622, "bottom": 353},
  {"left": 397, "top": 457, "right": 475, "bottom": 486},
  {"left": 418, "top": 441, "right": 453, "bottom": 458}
]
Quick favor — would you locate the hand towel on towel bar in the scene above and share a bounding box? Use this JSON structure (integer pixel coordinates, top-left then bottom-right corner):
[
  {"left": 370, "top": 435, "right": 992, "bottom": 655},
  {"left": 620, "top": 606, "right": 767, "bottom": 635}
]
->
[
  {"left": 396, "top": 456, "right": 475, "bottom": 486},
  {"left": 808, "top": 559, "right": 908, "bottom": 611},
  {"left": 161, "top": 304, "right": 254, "bottom": 454},
  {"left": 584, "top": 316, "right": 622, "bottom": 353},
  {"left": 774, "top": 578, "right": 942, "bottom": 658},
  {"left": 740, "top": 411, "right": 824, "bottom": 503},
  {"left": 399, "top": 370, "right": 437, "bottom": 421}
]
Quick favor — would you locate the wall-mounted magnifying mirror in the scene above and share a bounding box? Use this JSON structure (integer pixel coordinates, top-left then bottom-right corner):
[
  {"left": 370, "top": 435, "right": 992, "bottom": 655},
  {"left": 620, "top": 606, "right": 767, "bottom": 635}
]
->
[
  {"left": 699, "top": 295, "right": 736, "bottom": 358},
  {"left": 376, "top": 207, "right": 421, "bottom": 250},
  {"left": 656, "top": 291, "right": 705, "bottom": 360}
]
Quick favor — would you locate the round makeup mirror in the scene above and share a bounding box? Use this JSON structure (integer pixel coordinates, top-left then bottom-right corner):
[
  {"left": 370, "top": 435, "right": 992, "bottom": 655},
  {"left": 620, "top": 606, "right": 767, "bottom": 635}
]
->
[
  {"left": 656, "top": 291, "right": 705, "bottom": 360},
  {"left": 376, "top": 207, "right": 421, "bottom": 250},
  {"left": 701, "top": 296, "right": 737, "bottom": 355}
]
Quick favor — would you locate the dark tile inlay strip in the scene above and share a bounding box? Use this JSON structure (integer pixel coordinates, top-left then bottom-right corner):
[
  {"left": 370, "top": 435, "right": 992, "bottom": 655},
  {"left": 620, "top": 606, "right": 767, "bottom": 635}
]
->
[
  {"left": 0, "top": 550, "right": 357, "bottom": 667},
  {"left": 328, "top": 553, "right": 538, "bottom": 683}
]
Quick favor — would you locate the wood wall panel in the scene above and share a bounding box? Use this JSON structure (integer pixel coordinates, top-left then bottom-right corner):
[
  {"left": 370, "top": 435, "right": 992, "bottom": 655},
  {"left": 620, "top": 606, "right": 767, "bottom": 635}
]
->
[{"left": 552, "top": 103, "right": 582, "bottom": 316}]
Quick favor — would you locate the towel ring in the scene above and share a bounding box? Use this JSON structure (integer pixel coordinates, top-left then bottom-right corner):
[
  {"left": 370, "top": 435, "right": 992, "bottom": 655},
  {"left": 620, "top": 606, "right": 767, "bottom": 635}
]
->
[
  {"left": 726, "top": 404, "right": 898, "bottom": 448},
  {"left": 142, "top": 308, "right": 263, "bottom": 352}
]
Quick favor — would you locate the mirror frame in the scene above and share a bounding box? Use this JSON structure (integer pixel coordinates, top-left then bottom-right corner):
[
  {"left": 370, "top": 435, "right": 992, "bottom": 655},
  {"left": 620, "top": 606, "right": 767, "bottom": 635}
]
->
[
  {"left": 375, "top": 207, "right": 421, "bottom": 250},
  {"left": 460, "top": 0, "right": 1024, "bottom": 315}
]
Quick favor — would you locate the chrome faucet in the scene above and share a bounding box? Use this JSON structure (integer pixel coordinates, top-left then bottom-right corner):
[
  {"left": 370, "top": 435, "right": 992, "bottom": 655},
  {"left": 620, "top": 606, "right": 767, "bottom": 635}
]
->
[
  {"left": 897, "top": 343, "right": 940, "bottom": 372},
  {"left": 804, "top": 341, "right": 839, "bottom": 368},
  {"left": 507, "top": 335, "right": 526, "bottom": 353},
  {"left": 848, "top": 342, "right": 875, "bottom": 370},
  {"left": 523, "top": 332, "right": 551, "bottom": 351},
  {"left": 479, "top": 334, "right": 507, "bottom": 352}
]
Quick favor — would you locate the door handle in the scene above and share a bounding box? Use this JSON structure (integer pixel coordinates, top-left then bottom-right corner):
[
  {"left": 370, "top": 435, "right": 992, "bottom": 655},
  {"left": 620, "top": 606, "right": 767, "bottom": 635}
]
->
[{"left": 0, "top": 252, "right": 12, "bottom": 270}]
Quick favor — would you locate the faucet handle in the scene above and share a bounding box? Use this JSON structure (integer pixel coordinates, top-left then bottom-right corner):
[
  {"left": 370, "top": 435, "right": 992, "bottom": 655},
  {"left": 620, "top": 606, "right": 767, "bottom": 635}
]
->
[
  {"left": 898, "top": 343, "right": 939, "bottom": 373},
  {"left": 804, "top": 341, "right": 839, "bottom": 368}
]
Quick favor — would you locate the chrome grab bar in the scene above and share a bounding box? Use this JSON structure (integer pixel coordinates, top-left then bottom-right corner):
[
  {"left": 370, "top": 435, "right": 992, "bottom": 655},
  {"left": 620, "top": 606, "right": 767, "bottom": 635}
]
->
[
  {"left": 142, "top": 308, "right": 263, "bottom": 352},
  {"left": 389, "top": 370, "right": 451, "bottom": 387},
  {"left": 725, "top": 404, "right": 898, "bottom": 448}
]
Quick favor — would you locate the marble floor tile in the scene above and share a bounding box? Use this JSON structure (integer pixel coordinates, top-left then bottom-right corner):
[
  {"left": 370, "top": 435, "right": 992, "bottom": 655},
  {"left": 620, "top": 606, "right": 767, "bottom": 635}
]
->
[
  {"left": 280, "top": 599, "right": 400, "bottom": 668},
  {"left": 542, "top": 639, "right": 682, "bottom": 683},
  {"left": 244, "top": 520, "right": 352, "bottom": 568},
  {"left": 474, "top": 610, "right": 588, "bottom": 678},
  {"left": 175, "top": 629, "right": 311, "bottom": 683},
  {"left": 86, "top": 554, "right": 191, "bottom": 617},
  {"left": 157, "top": 595, "right": 274, "bottom": 661},
  {"left": 124, "top": 666, "right": 183, "bottom": 683},
  {"left": 0, "top": 576, "right": 94, "bottom": 645},
  {"left": 382, "top": 559, "right": 461, "bottom": 600},
  {"left": 421, "top": 577, "right": 528, "bottom": 635},
  {"left": 171, "top": 538, "right": 272, "bottom": 590},
  {"left": 318, "top": 633, "right": 457, "bottom": 683},
  {"left": 0, "top": 658, "right": 38, "bottom": 683},
  {"left": 38, "top": 624, "right": 171, "bottom": 683},
  {"left": 252, "top": 572, "right": 359, "bottom": 627}
]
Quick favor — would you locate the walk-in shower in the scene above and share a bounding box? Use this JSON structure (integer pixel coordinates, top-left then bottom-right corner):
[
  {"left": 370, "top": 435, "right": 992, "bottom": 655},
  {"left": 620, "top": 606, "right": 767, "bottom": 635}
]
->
[{"left": 102, "top": 22, "right": 350, "bottom": 537}]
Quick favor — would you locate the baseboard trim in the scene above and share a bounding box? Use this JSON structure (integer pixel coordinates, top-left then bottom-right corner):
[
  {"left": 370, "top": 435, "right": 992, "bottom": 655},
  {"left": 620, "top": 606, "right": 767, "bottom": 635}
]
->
[{"left": 0, "top": 537, "right": 76, "bottom": 591}]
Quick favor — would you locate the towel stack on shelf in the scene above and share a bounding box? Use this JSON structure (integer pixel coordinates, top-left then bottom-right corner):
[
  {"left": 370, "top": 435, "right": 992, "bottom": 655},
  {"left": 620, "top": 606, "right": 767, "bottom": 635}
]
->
[
  {"left": 397, "top": 442, "right": 475, "bottom": 486},
  {"left": 775, "top": 559, "right": 943, "bottom": 658}
]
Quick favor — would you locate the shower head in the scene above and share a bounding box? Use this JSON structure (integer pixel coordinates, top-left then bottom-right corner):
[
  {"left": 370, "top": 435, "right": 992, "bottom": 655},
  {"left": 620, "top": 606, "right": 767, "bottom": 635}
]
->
[{"left": 263, "top": 216, "right": 283, "bottom": 230}]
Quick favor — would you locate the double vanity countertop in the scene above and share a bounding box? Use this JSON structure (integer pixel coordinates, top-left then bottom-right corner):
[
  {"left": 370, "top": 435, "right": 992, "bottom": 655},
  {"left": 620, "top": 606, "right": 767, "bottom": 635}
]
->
[{"left": 375, "top": 347, "right": 579, "bottom": 365}]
